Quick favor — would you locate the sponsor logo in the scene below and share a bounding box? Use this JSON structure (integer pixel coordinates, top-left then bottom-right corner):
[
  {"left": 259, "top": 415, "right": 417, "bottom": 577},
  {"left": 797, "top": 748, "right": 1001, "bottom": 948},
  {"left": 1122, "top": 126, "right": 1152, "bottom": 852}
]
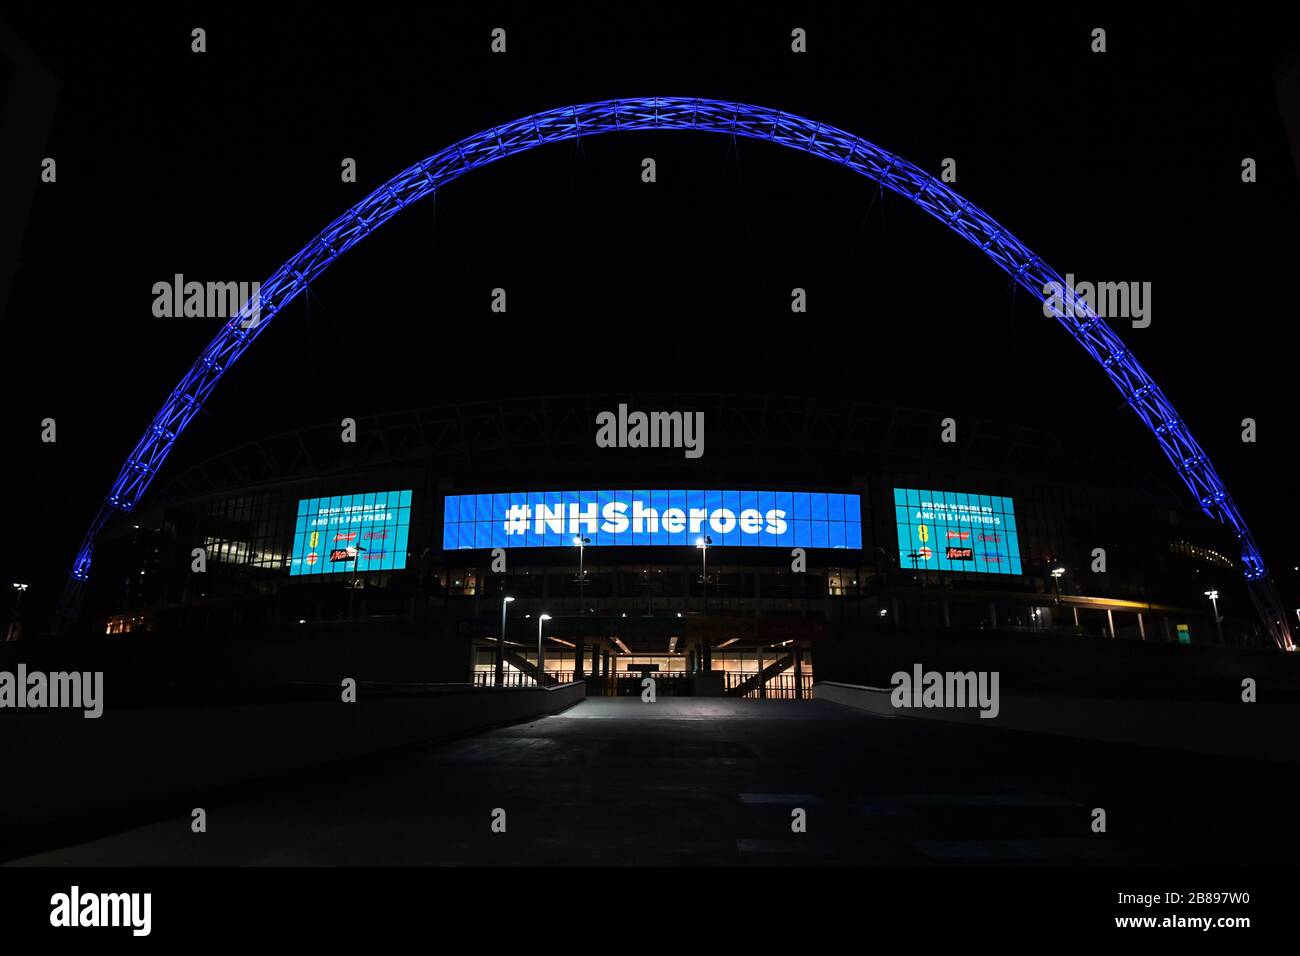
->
[
  {"left": 977, "top": 533, "right": 1001, "bottom": 543},
  {"left": 334, "top": 532, "right": 358, "bottom": 542},
  {"left": 945, "top": 531, "right": 970, "bottom": 540},
  {"left": 308, "top": 531, "right": 319, "bottom": 549},
  {"left": 329, "top": 548, "right": 358, "bottom": 562},
  {"left": 363, "top": 530, "right": 388, "bottom": 540},
  {"left": 304, "top": 552, "right": 319, "bottom": 565},
  {"left": 946, "top": 546, "right": 974, "bottom": 560}
]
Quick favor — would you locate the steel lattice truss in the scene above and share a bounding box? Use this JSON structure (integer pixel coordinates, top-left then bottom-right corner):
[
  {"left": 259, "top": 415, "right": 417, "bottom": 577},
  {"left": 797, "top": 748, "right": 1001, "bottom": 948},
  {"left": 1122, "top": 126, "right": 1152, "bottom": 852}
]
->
[{"left": 62, "top": 97, "right": 1293, "bottom": 648}]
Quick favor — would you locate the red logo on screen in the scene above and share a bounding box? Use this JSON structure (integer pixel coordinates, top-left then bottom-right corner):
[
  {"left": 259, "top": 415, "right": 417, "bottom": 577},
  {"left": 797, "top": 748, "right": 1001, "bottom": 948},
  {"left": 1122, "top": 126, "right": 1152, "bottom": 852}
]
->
[
  {"left": 363, "top": 531, "right": 388, "bottom": 540},
  {"left": 304, "top": 553, "right": 319, "bottom": 565},
  {"left": 329, "top": 548, "right": 358, "bottom": 562},
  {"left": 945, "top": 531, "right": 970, "bottom": 540},
  {"left": 917, "top": 546, "right": 933, "bottom": 560},
  {"left": 977, "top": 533, "right": 1001, "bottom": 543},
  {"left": 334, "top": 532, "right": 358, "bottom": 542}
]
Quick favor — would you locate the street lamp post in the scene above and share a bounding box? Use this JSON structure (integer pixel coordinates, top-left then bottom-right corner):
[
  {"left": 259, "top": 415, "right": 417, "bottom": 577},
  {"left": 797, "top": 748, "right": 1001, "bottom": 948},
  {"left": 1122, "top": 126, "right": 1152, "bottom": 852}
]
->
[
  {"left": 1205, "top": 589, "right": 1223, "bottom": 644},
  {"left": 574, "top": 536, "right": 590, "bottom": 682},
  {"left": 497, "top": 595, "right": 515, "bottom": 687},
  {"left": 347, "top": 546, "right": 367, "bottom": 619},
  {"left": 1050, "top": 567, "right": 1065, "bottom": 604},
  {"left": 536, "top": 613, "right": 552, "bottom": 687},
  {"left": 573, "top": 536, "right": 590, "bottom": 617},
  {"left": 697, "top": 536, "right": 712, "bottom": 613},
  {"left": 8, "top": 583, "right": 28, "bottom": 643}
]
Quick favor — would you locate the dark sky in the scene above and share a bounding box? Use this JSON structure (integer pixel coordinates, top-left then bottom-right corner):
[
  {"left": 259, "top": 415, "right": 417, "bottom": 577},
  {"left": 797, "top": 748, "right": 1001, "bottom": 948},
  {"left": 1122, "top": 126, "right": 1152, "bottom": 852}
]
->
[{"left": 3, "top": 5, "right": 1299, "bottom": 624}]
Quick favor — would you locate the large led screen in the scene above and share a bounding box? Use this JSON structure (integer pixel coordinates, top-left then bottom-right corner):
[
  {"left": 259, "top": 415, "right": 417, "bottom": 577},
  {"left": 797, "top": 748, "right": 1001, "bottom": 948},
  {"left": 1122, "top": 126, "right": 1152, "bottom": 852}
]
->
[
  {"left": 893, "top": 487, "right": 1022, "bottom": 575},
  {"left": 442, "top": 489, "right": 862, "bottom": 550},
  {"left": 290, "top": 489, "right": 412, "bottom": 575}
]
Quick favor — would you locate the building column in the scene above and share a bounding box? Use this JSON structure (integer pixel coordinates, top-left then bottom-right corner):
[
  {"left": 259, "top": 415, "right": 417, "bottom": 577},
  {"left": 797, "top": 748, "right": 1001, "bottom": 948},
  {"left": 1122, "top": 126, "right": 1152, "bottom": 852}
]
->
[
  {"left": 988, "top": 601, "right": 998, "bottom": 630},
  {"left": 574, "top": 640, "right": 585, "bottom": 680},
  {"left": 701, "top": 640, "right": 712, "bottom": 671},
  {"left": 793, "top": 643, "right": 804, "bottom": 700},
  {"left": 942, "top": 599, "right": 951, "bottom": 629},
  {"left": 756, "top": 644, "right": 765, "bottom": 699}
]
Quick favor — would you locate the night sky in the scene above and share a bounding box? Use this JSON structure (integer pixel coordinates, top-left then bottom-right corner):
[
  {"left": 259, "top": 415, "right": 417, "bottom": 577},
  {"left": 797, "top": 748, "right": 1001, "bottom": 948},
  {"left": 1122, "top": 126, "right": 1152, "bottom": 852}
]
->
[{"left": 3, "top": 6, "right": 1298, "bottom": 626}]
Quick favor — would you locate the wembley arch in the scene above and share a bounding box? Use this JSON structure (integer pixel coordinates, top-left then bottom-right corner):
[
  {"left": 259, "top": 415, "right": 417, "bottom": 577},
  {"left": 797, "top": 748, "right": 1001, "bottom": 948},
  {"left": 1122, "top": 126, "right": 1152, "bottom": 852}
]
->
[{"left": 58, "top": 96, "right": 1295, "bottom": 649}]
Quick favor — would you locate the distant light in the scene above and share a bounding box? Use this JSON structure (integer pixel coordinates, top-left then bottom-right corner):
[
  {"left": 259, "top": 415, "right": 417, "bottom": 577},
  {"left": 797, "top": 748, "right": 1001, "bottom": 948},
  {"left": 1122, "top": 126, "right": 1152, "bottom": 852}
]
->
[
  {"left": 540, "top": 613, "right": 552, "bottom": 621},
  {"left": 503, "top": 595, "right": 515, "bottom": 603},
  {"left": 879, "top": 608, "right": 888, "bottom": 617},
  {"left": 298, "top": 619, "right": 307, "bottom": 624}
]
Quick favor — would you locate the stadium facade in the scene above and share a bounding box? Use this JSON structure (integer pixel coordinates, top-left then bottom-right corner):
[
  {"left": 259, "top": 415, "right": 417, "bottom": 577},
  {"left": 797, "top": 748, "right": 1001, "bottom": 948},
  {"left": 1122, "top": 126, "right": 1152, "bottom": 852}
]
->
[{"left": 81, "top": 394, "right": 1262, "bottom": 697}]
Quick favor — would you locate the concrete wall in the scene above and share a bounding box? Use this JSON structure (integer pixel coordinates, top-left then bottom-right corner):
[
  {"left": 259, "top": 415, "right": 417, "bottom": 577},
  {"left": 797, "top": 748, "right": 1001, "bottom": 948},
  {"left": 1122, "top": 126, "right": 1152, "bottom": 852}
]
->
[
  {"left": 814, "top": 680, "right": 1300, "bottom": 764},
  {"left": 0, "top": 633, "right": 475, "bottom": 699},
  {"left": 814, "top": 626, "right": 1300, "bottom": 699},
  {"left": 0, "top": 682, "right": 585, "bottom": 847}
]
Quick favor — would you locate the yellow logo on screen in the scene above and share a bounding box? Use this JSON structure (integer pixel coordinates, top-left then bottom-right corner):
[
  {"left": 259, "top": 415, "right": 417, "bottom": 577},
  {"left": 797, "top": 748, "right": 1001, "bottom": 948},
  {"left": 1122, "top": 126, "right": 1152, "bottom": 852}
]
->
[{"left": 917, "top": 525, "right": 930, "bottom": 543}]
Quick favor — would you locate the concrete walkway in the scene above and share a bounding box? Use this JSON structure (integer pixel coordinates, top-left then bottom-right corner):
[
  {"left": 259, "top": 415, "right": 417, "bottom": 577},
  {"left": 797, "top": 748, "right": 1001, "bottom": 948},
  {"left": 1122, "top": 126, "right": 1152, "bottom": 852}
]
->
[{"left": 12, "top": 697, "right": 1300, "bottom": 865}]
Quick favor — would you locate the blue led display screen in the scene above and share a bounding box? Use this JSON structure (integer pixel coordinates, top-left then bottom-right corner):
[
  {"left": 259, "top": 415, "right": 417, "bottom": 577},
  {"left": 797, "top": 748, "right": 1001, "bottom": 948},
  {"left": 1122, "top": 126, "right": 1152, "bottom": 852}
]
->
[
  {"left": 290, "top": 490, "right": 412, "bottom": 575},
  {"left": 893, "top": 487, "right": 1022, "bottom": 575},
  {"left": 442, "top": 490, "right": 862, "bottom": 550}
]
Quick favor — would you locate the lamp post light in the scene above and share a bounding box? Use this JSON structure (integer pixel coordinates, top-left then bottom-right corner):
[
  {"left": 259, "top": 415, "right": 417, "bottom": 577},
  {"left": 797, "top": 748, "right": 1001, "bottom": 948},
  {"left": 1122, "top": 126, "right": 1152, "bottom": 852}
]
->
[
  {"left": 696, "top": 536, "right": 712, "bottom": 613},
  {"left": 496, "top": 595, "right": 515, "bottom": 687},
  {"left": 8, "top": 583, "right": 28, "bottom": 643},
  {"left": 573, "top": 536, "right": 590, "bottom": 617},
  {"left": 1050, "top": 567, "right": 1065, "bottom": 605},
  {"left": 536, "top": 613, "right": 552, "bottom": 687},
  {"left": 1204, "top": 589, "right": 1223, "bottom": 644},
  {"left": 348, "top": 546, "right": 367, "bottom": 619}
]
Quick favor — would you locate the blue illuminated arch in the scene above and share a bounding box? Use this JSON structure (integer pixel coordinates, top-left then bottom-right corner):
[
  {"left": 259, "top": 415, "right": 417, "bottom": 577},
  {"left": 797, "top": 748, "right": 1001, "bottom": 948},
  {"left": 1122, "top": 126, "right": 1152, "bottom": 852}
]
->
[{"left": 64, "top": 97, "right": 1292, "bottom": 647}]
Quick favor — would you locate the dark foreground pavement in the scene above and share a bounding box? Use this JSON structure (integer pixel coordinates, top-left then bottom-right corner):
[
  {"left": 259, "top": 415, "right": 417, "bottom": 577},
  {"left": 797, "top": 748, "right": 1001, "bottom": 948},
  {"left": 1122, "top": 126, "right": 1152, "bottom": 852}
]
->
[{"left": 11, "top": 697, "right": 1300, "bottom": 866}]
